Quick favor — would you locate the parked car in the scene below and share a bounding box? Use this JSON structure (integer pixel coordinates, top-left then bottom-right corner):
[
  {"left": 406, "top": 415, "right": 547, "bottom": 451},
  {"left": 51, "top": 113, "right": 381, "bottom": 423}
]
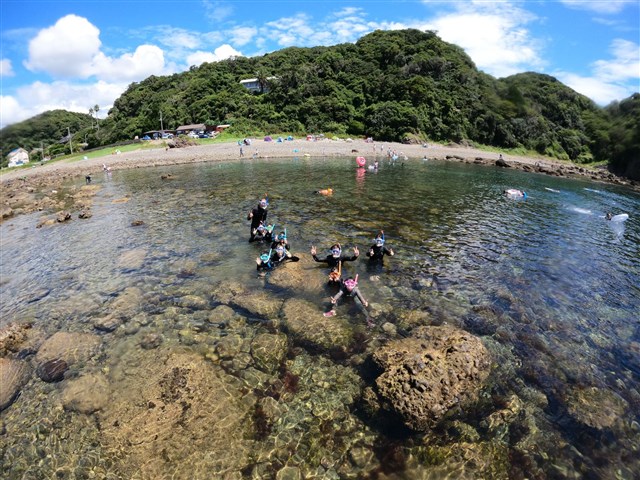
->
[
  {"left": 188, "top": 132, "right": 199, "bottom": 138},
  {"left": 142, "top": 135, "right": 151, "bottom": 140},
  {"left": 198, "top": 133, "right": 209, "bottom": 138},
  {"left": 162, "top": 133, "right": 174, "bottom": 139}
]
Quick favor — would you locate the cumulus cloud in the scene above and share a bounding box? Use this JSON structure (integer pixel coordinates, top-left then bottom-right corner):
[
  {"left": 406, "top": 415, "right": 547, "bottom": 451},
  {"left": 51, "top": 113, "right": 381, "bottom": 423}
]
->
[
  {"left": 1, "top": 59, "right": 14, "bottom": 77},
  {"left": 22, "top": 15, "right": 169, "bottom": 84},
  {"left": 420, "top": 2, "right": 544, "bottom": 77},
  {"left": 24, "top": 14, "right": 102, "bottom": 78},
  {"left": 186, "top": 44, "right": 243, "bottom": 67},
  {"left": 92, "top": 45, "right": 166, "bottom": 82},
  {"left": 560, "top": 0, "right": 635, "bottom": 14}
]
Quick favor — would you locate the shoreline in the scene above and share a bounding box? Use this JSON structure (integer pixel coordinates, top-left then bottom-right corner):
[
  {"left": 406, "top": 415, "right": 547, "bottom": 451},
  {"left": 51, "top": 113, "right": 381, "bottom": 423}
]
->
[{"left": 1, "top": 138, "right": 636, "bottom": 221}]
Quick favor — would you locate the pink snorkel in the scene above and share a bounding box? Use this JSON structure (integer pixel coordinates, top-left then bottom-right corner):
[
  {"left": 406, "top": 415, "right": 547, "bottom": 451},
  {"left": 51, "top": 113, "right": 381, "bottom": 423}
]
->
[{"left": 344, "top": 274, "right": 359, "bottom": 291}]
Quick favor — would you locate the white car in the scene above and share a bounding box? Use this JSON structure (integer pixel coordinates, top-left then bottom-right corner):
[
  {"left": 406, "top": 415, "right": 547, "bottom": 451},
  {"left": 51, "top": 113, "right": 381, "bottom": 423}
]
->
[{"left": 188, "top": 132, "right": 199, "bottom": 138}]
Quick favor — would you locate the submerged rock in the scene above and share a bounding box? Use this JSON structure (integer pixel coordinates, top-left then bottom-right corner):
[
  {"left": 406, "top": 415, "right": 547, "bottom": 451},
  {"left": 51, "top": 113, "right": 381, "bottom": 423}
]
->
[
  {"left": 282, "top": 298, "right": 353, "bottom": 354},
  {"left": 35, "top": 331, "right": 101, "bottom": 376},
  {"left": 36, "top": 358, "right": 68, "bottom": 382},
  {"left": 251, "top": 333, "right": 288, "bottom": 374},
  {"left": 0, "top": 358, "right": 30, "bottom": 411},
  {"left": 98, "top": 350, "right": 254, "bottom": 478},
  {"left": 565, "top": 386, "right": 628, "bottom": 429},
  {"left": 0, "top": 321, "right": 33, "bottom": 356},
  {"left": 370, "top": 324, "right": 491, "bottom": 431},
  {"left": 61, "top": 374, "right": 110, "bottom": 413}
]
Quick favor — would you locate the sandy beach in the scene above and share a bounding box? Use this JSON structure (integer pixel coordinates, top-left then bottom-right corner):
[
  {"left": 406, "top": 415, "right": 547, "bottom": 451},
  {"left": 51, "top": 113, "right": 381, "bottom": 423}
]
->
[{"left": 0, "top": 138, "right": 634, "bottom": 221}]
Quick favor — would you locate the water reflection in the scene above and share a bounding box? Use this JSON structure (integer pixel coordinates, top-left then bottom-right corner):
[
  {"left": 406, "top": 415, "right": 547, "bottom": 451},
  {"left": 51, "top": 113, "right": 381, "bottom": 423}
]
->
[{"left": 1, "top": 157, "right": 639, "bottom": 479}]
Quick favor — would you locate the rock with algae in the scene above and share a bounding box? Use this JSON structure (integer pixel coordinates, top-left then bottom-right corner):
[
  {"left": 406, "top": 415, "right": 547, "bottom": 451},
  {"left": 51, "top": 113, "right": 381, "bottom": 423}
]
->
[{"left": 370, "top": 324, "right": 491, "bottom": 431}]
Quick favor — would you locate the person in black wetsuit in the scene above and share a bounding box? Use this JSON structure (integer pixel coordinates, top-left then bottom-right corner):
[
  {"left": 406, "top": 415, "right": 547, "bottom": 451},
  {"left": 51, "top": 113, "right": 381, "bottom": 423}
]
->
[
  {"left": 366, "top": 231, "right": 394, "bottom": 262},
  {"left": 253, "top": 223, "right": 275, "bottom": 243},
  {"left": 256, "top": 245, "right": 293, "bottom": 272},
  {"left": 271, "top": 230, "right": 290, "bottom": 251},
  {"left": 310, "top": 243, "right": 359, "bottom": 283},
  {"left": 247, "top": 198, "right": 268, "bottom": 242}
]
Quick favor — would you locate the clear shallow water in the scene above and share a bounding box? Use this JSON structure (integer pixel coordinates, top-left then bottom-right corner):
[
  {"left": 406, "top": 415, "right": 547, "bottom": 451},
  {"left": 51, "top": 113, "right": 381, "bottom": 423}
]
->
[{"left": 1, "top": 157, "right": 639, "bottom": 479}]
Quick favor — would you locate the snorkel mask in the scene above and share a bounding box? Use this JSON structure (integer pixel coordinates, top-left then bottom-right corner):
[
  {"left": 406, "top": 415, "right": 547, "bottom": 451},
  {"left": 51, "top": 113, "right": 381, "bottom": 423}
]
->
[
  {"left": 276, "top": 246, "right": 285, "bottom": 257},
  {"left": 331, "top": 245, "right": 342, "bottom": 258},
  {"left": 259, "top": 198, "right": 268, "bottom": 209},
  {"left": 344, "top": 277, "right": 357, "bottom": 291},
  {"left": 375, "top": 237, "right": 385, "bottom": 247},
  {"left": 260, "top": 252, "right": 271, "bottom": 263}
]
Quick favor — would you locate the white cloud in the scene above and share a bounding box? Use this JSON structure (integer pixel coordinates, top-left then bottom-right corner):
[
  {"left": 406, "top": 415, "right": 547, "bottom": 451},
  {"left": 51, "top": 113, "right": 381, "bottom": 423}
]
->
[
  {"left": 92, "top": 45, "right": 167, "bottom": 82},
  {"left": 555, "top": 39, "right": 640, "bottom": 104},
  {"left": 204, "top": 0, "right": 234, "bottom": 22},
  {"left": 22, "top": 15, "right": 169, "bottom": 84},
  {"left": 592, "top": 39, "right": 640, "bottom": 81},
  {"left": 230, "top": 27, "right": 257, "bottom": 47},
  {"left": 0, "top": 59, "right": 14, "bottom": 77},
  {"left": 560, "top": 0, "right": 635, "bottom": 14},
  {"left": 419, "top": 2, "right": 544, "bottom": 77},
  {"left": 0, "top": 95, "right": 22, "bottom": 127},
  {"left": 556, "top": 72, "right": 632, "bottom": 104},
  {"left": 186, "top": 44, "right": 243, "bottom": 67},
  {"left": 24, "top": 14, "right": 102, "bottom": 78},
  {"left": 0, "top": 80, "right": 126, "bottom": 128},
  {"left": 154, "top": 27, "right": 201, "bottom": 50}
]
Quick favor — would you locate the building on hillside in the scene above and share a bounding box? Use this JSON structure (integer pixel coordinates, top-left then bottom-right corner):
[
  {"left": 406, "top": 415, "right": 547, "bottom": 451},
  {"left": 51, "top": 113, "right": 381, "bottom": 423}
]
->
[
  {"left": 7, "top": 148, "right": 29, "bottom": 168},
  {"left": 215, "top": 124, "right": 231, "bottom": 133},
  {"left": 175, "top": 124, "right": 216, "bottom": 136},
  {"left": 239, "top": 77, "right": 277, "bottom": 93}
]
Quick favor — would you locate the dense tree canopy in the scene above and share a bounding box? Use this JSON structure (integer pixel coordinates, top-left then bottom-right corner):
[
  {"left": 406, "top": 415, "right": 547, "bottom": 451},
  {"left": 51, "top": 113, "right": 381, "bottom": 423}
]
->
[{"left": 2, "top": 29, "right": 638, "bottom": 177}]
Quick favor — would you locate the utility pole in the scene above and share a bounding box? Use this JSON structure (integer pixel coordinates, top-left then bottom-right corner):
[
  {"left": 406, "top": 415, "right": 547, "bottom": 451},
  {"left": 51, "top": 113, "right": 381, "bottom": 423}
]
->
[
  {"left": 68, "top": 127, "right": 73, "bottom": 154},
  {"left": 41, "top": 139, "right": 44, "bottom": 161},
  {"left": 160, "top": 111, "right": 164, "bottom": 133}
]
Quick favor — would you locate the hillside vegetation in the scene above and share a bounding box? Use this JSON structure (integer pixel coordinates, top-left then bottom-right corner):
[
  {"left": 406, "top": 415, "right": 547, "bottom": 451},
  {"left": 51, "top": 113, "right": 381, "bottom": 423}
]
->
[{"left": 1, "top": 29, "right": 638, "bottom": 178}]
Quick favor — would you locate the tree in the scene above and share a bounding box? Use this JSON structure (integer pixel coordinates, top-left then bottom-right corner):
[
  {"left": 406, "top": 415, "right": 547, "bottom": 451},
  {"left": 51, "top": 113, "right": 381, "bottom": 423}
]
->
[
  {"left": 94, "top": 104, "right": 100, "bottom": 131},
  {"left": 88, "top": 107, "right": 95, "bottom": 128}
]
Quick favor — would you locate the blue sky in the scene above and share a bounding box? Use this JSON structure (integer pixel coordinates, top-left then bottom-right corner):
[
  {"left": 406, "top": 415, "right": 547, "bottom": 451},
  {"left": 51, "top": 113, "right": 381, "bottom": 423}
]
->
[{"left": 1, "top": 0, "right": 638, "bottom": 129}]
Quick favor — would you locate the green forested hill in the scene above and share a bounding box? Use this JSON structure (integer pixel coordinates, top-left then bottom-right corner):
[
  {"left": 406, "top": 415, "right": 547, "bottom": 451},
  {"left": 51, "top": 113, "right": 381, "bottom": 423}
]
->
[{"left": 2, "top": 29, "right": 638, "bottom": 177}]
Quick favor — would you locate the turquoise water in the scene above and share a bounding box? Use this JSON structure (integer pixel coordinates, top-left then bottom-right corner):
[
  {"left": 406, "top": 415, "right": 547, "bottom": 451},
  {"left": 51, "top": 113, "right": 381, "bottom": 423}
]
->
[{"left": 1, "top": 157, "right": 639, "bottom": 479}]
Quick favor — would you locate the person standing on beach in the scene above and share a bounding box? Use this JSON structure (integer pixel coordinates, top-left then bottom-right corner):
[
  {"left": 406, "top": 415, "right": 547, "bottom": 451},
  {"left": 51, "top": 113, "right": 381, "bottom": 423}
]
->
[{"left": 247, "top": 198, "right": 268, "bottom": 242}]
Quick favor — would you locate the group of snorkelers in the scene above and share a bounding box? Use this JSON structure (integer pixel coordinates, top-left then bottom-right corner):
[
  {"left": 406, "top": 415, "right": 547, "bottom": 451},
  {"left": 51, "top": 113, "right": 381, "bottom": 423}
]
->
[{"left": 246, "top": 197, "right": 395, "bottom": 324}]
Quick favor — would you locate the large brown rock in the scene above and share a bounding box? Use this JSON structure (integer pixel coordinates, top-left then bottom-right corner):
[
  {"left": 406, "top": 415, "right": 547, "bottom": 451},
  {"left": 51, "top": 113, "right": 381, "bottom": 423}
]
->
[
  {"left": 371, "top": 324, "right": 491, "bottom": 431},
  {"left": 0, "top": 358, "right": 30, "bottom": 411}
]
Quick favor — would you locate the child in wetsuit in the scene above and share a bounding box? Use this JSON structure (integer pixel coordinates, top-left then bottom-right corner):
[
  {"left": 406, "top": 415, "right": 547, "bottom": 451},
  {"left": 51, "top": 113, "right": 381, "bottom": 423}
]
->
[
  {"left": 310, "top": 243, "right": 359, "bottom": 283},
  {"left": 256, "top": 245, "right": 292, "bottom": 272},
  {"left": 271, "top": 230, "right": 290, "bottom": 251},
  {"left": 366, "top": 231, "right": 394, "bottom": 262},
  {"left": 325, "top": 276, "right": 371, "bottom": 326}
]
